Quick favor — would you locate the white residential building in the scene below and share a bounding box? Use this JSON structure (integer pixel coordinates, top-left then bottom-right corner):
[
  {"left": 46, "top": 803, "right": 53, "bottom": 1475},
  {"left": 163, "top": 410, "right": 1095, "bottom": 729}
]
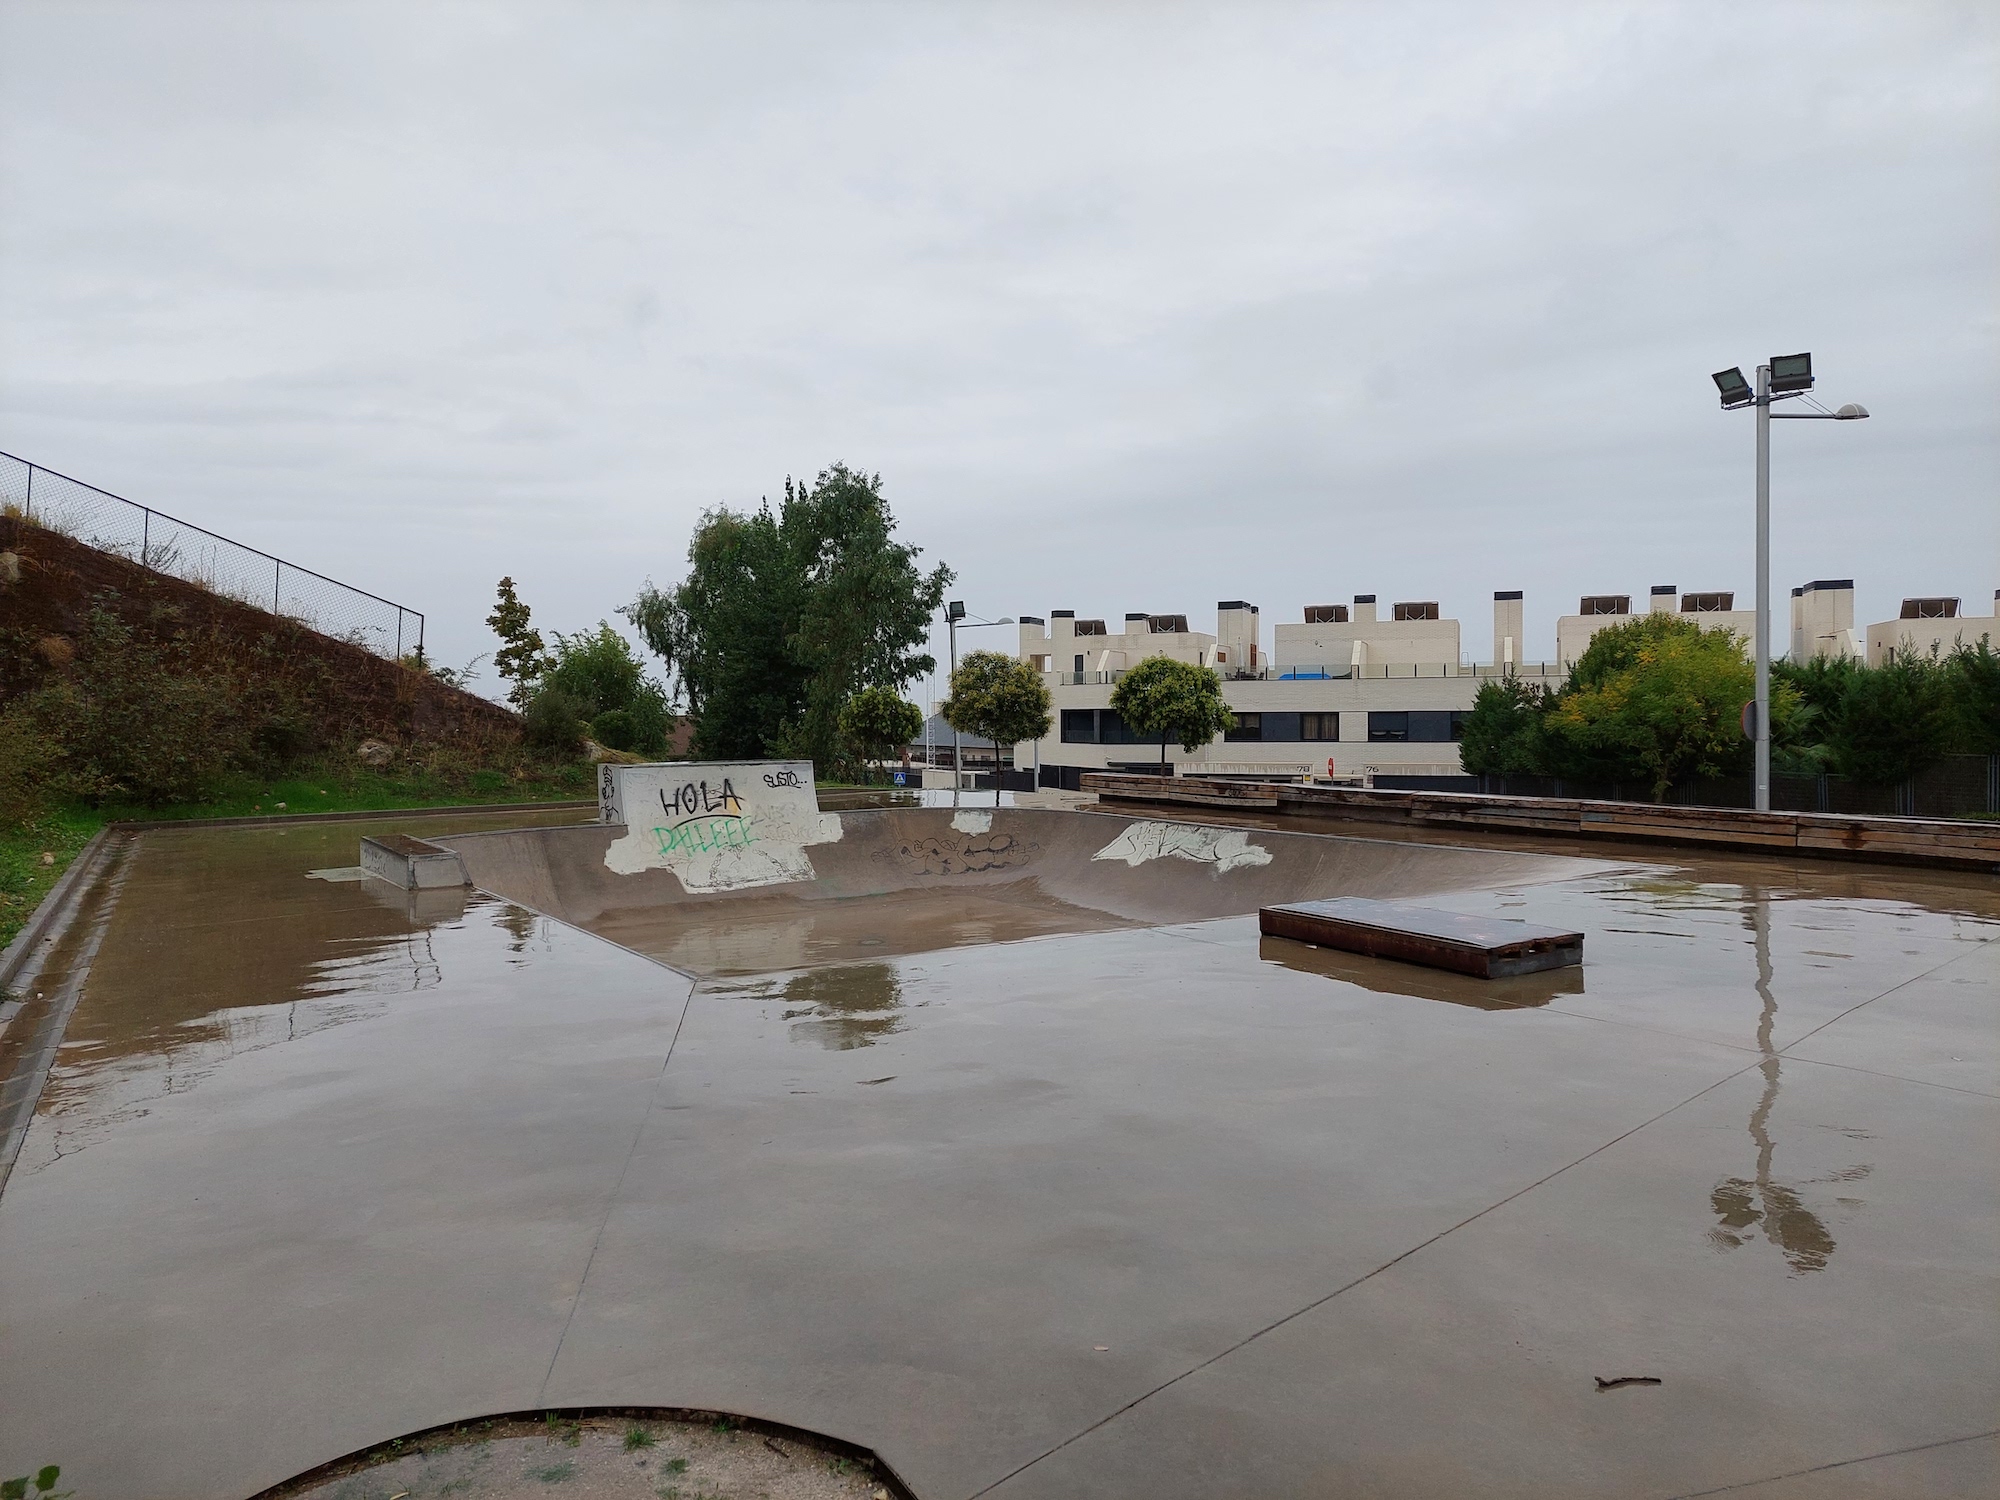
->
[
  {"left": 1015, "top": 593, "right": 1552, "bottom": 782},
  {"left": 1864, "top": 591, "right": 1999, "bottom": 666},
  {"left": 1554, "top": 585, "right": 1760, "bottom": 668}
]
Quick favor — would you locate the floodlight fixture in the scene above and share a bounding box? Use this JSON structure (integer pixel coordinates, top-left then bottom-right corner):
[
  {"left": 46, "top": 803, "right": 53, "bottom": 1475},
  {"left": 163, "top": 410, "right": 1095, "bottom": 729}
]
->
[
  {"left": 1712, "top": 367, "right": 1754, "bottom": 409},
  {"left": 946, "top": 600, "right": 966, "bottom": 621},
  {"left": 1768, "top": 352, "right": 1814, "bottom": 394}
]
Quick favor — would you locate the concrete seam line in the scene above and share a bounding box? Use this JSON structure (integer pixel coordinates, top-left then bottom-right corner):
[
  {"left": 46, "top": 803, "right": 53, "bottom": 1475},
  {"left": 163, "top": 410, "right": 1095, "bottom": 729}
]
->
[
  {"left": 536, "top": 971, "right": 702, "bottom": 1406},
  {"left": 1661, "top": 1428, "right": 2000, "bottom": 1498},
  {"left": 1777, "top": 936, "right": 1995, "bottom": 1058},
  {"left": 965, "top": 1054, "right": 1769, "bottom": 1498}
]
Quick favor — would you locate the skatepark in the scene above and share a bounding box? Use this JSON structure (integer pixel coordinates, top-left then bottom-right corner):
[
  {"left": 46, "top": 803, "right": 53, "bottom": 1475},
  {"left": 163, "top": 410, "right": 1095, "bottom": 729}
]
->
[{"left": 0, "top": 772, "right": 1993, "bottom": 1498}]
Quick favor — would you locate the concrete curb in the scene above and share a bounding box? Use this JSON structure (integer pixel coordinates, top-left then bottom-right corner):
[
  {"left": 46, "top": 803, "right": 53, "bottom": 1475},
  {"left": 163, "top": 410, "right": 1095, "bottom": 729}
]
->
[
  {"left": 109, "top": 798, "right": 596, "bottom": 832},
  {"left": 0, "top": 824, "right": 112, "bottom": 1003}
]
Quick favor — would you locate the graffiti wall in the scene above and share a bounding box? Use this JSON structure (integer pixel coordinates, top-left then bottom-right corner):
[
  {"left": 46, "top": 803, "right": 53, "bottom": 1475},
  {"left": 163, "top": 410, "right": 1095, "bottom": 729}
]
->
[{"left": 598, "top": 761, "right": 843, "bottom": 892}]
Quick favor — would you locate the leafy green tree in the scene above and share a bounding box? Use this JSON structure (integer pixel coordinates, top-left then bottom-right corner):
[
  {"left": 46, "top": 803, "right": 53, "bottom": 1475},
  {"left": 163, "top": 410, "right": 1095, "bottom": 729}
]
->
[
  {"left": 1944, "top": 637, "right": 2000, "bottom": 754},
  {"left": 1457, "top": 676, "right": 1550, "bottom": 776},
  {"left": 487, "top": 577, "right": 552, "bottom": 708},
  {"left": 1828, "top": 647, "right": 1953, "bottom": 785},
  {"left": 625, "top": 465, "right": 951, "bottom": 769},
  {"left": 1108, "top": 655, "right": 1233, "bottom": 768},
  {"left": 1541, "top": 613, "right": 1756, "bottom": 799},
  {"left": 543, "top": 623, "right": 672, "bottom": 753},
  {"left": 942, "top": 652, "right": 1053, "bottom": 768},
  {"left": 839, "top": 686, "right": 925, "bottom": 767}
]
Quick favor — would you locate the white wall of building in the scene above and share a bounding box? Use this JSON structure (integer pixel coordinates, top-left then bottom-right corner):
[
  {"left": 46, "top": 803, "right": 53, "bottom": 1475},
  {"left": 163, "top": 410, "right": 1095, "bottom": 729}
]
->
[{"left": 1864, "top": 591, "right": 1998, "bottom": 665}]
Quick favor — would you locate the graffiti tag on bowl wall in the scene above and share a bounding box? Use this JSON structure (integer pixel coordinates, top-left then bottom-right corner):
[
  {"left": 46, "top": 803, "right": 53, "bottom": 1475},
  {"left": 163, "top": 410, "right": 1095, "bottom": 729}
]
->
[{"left": 601, "top": 760, "right": 841, "bottom": 889}]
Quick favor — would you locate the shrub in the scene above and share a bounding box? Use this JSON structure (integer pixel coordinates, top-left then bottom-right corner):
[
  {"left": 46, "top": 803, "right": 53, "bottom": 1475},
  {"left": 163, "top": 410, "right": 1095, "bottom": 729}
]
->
[
  {"left": 589, "top": 707, "right": 639, "bottom": 752},
  {"left": 1458, "top": 677, "right": 1548, "bottom": 776},
  {"left": 1944, "top": 638, "right": 2000, "bottom": 754},
  {"left": 0, "top": 703, "right": 59, "bottom": 829},
  {"left": 522, "top": 686, "right": 588, "bottom": 753},
  {"left": 1829, "top": 649, "right": 1953, "bottom": 785},
  {"left": 20, "top": 606, "right": 244, "bottom": 805}
]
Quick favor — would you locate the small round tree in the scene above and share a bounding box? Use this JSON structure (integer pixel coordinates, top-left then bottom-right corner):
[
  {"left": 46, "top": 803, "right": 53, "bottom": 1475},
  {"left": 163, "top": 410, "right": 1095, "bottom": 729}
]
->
[
  {"left": 942, "top": 650, "right": 1053, "bottom": 796},
  {"left": 1110, "top": 656, "right": 1234, "bottom": 769},
  {"left": 839, "top": 686, "right": 925, "bottom": 777}
]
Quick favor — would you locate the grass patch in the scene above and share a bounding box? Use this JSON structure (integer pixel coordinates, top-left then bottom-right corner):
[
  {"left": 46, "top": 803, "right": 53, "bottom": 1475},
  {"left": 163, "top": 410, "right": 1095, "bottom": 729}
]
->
[
  {"left": 0, "top": 809, "right": 98, "bottom": 954},
  {"left": 87, "top": 751, "right": 594, "bottom": 823},
  {"left": 0, "top": 753, "right": 595, "bottom": 955}
]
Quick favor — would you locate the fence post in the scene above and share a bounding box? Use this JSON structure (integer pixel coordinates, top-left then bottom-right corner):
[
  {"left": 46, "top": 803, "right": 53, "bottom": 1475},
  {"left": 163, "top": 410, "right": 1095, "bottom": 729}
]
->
[
  {"left": 141, "top": 509, "right": 150, "bottom": 567},
  {"left": 274, "top": 559, "right": 282, "bottom": 613},
  {"left": 23, "top": 463, "right": 31, "bottom": 522}
]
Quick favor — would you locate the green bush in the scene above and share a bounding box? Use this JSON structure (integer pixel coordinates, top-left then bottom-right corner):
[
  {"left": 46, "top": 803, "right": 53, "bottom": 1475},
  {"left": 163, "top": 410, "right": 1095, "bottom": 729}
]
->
[
  {"left": 589, "top": 707, "right": 639, "bottom": 752},
  {"left": 522, "top": 686, "right": 588, "bottom": 753},
  {"left": 0, "top": 703, "right": 59, "bottom": 828},
  {"left": 1829, "top": 649, "right": 1953, "bottom": 785},
  {"left": 1458, "top": 677, "right": 1548, "bottom": 776},
  {"left": 1945, "top": 638, "right": 2000, "bottom": 754},
  {"left": 544, "top": 624, "right": 671, "bottom": 753},
  {"left": 18, "top": 607, "right": 244, "bottom": 805}
]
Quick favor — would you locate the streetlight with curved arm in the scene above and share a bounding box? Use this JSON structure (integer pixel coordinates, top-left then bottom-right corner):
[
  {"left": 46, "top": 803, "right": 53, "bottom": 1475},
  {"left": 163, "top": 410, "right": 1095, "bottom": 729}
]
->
[
  {"left": 943, "top": 601, "right": 1016, "bottom": 801},
  {"left": 1711, "top": 353, "right": 1869, "bottom": 812}
]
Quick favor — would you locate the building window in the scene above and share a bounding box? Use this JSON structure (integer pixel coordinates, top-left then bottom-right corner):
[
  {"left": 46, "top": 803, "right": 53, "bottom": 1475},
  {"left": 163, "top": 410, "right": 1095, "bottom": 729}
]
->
[
  {"left": 1408, "top": 711, "right": 1455, "bottom": 743},
  {"left": 1060, "top": 709, "right": 1096, "bottom": 744},
  {"left": 1224, "top": 713, "right": 1263, "bottom": 742},
  {"left": 1099, "top": 709, "right": 1137, "bottom": 744},
  {"left": 1367, "top": 712, "right": 1409, "bottom": 742},
  {"left": 1300, "top": 712, "right": 1338, "bottom": 741},
  {"left": 1450, "top": 711, "right": 1468, "bottom": 741}
]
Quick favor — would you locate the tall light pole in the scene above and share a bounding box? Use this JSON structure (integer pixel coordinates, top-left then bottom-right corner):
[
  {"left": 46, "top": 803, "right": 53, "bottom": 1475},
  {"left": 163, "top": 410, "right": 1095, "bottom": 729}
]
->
[
  {"left": 1713, "top": 354, "right": 1868, "bottom": 812},
  {"left": 942, "top": 601, "right": 1016, "bottom": 803}
]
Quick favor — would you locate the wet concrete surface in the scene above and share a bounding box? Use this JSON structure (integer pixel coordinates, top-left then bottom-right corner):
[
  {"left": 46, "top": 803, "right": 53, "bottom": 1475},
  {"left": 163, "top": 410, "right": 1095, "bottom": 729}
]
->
[{"left": 0, "top": 806, "right": 1994, "bottom": 1498}]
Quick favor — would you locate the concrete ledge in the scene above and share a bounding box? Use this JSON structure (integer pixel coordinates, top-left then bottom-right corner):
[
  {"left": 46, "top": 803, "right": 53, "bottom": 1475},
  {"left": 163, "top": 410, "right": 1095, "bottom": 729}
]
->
[
  {"left": 359, "top": 833, "right": 472, "bottom": 890},
  {"left": 1083, "top": 773, "right": 2000, "bottom": 870}
]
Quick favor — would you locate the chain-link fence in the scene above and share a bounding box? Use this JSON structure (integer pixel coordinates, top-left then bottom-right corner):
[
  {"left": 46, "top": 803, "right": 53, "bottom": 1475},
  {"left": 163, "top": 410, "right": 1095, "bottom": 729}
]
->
[{"left": 0, "top": 449, "right": 423, "bottom": 661}]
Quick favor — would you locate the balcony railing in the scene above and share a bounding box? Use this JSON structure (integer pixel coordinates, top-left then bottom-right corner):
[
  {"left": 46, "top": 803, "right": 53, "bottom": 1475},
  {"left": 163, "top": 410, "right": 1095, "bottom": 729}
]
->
[{"left": 1052, "top": 662, "right": 1559, "bottom": 686}]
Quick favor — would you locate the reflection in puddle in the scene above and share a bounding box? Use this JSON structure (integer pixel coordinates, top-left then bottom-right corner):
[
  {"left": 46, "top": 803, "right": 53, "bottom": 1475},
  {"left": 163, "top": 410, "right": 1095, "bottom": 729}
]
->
[
  {"left": 1706, "top": 888, "right": 1863, "bottom": 1276},
  {"left": 1257, "top": 935, "right": 1581, "bottom": 1011},
  {"left": 773, "top": 963, "right": 908, "bottom": 1050}
]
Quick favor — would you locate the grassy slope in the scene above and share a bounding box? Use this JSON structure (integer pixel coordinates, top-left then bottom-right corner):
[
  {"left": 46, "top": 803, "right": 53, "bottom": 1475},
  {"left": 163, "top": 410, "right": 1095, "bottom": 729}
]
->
[{"left": 0, "top": 758, "right": 597, "bottom": 955}]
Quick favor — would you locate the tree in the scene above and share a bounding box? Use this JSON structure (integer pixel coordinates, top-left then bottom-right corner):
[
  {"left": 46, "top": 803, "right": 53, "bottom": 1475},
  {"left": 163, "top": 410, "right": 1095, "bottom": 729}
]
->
[
  {"left": 1457, "top": 676, "right": 1549, "bottom": 776},
  {"left": 487, "top": 577, "right": 551, "bottom": 708},
  {"left": 625, "top": 465, "right": 952, "bottom": 769},
  {"left": 942, "top": 652, "right": 1053, "bottom": 773},
  {"left": 1944, "top": 637, "right": 2000, "bottom": 755},
  {"left": 1541, "top": 613, "right": 1756, "bottom": 800},
  {"left": 1109, "top": 656, "right": 1233, "bottom": 768},
  {"left": 839, "top": 686, "right": 924, "bottom": 768},
  {"left": 542, "top": 623, "right": 672, "bottom": 753},
  {"left": 1828, "top": 647, "right": 1953, "bottom": 785}
]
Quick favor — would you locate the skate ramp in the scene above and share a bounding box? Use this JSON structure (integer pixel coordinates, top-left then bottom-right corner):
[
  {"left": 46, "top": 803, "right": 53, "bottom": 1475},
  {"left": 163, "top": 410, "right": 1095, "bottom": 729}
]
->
[{"left": 434, "top": 807, "right": 1602, "bottom": 976}]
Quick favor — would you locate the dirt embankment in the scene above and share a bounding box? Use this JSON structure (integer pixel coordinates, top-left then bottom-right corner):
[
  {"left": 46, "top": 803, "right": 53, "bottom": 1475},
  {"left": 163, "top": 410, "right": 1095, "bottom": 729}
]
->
[{"left": 0, "top": 514, "right": 517, "bottom": 747}]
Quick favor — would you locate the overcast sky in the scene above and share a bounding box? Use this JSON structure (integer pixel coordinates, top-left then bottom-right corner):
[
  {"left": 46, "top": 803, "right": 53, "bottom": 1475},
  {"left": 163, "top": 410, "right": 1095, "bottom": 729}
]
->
[{"left": 2, "top": 1, "right": 1994, "bottom": 700}]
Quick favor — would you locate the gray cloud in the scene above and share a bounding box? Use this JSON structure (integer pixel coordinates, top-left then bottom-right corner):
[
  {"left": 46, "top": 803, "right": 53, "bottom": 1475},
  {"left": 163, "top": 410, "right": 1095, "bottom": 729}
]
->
[{"left": 2, "top": 1, "right": 1993, "bottom": 693}]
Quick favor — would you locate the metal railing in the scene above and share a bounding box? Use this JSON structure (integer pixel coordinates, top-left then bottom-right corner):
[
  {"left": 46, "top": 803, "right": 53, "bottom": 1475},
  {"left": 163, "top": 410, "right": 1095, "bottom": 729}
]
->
[
  {"left": 1053, "top": 661, "right": 1562, "bottom": 687},
  {"left": 0, "top": 449, "right": 423, "bottom": 661}
]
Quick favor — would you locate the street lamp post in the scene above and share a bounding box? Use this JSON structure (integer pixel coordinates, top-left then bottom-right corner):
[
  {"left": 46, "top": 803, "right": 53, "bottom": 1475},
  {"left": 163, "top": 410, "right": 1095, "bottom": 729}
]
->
[
  {"left": 942, "top": 601, "right": 1016, "bottom": 804},
  {"left": 1712, "top": 353, "right": 1868, "bottom": 813}
]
